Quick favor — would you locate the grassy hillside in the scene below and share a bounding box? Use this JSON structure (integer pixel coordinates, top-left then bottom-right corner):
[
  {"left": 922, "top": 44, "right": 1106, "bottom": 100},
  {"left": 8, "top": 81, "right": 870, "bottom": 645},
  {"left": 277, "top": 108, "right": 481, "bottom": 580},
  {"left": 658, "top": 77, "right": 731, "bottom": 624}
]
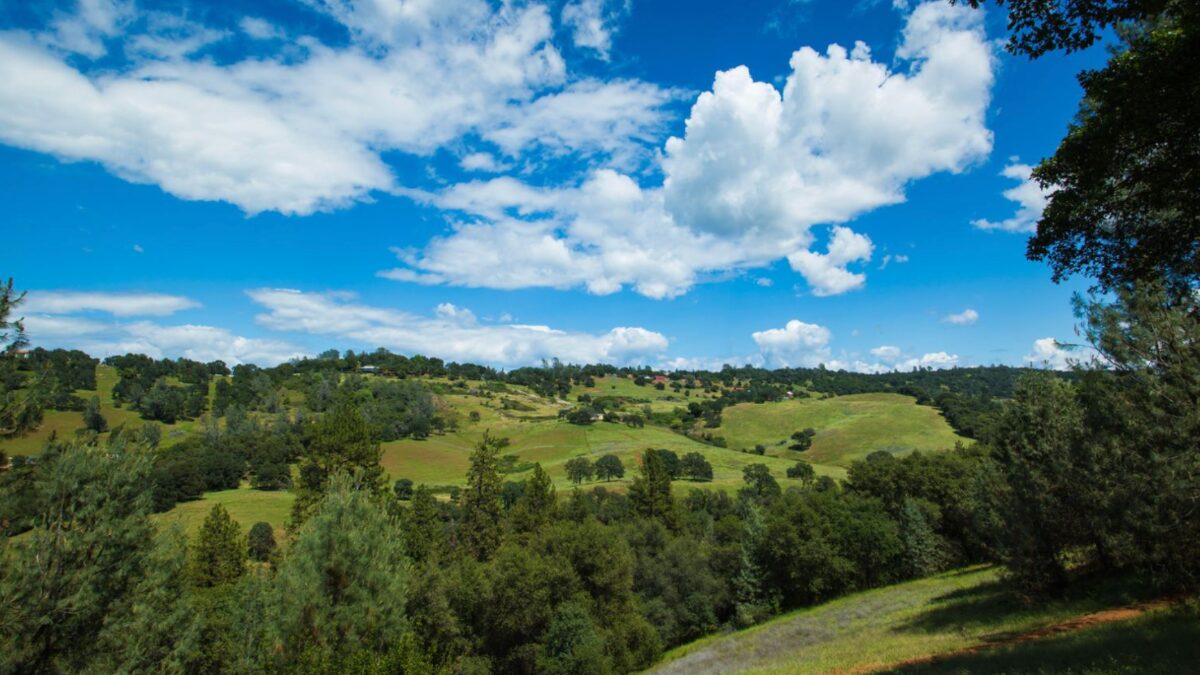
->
[
  {"left": 651, "top": 566, "right": 1191, "bottom": 674},
  {"left": 569, "top": 375, "right": 724, "bottom": 413},
  {"left": 152, "top": 484, "right": 295, "bottom": 545},
  {"left": 1, "top": 365, "right": 200, "bottom": 456},
  {"left": 717, "top": 393, "right": 967, "bottom": 467}
]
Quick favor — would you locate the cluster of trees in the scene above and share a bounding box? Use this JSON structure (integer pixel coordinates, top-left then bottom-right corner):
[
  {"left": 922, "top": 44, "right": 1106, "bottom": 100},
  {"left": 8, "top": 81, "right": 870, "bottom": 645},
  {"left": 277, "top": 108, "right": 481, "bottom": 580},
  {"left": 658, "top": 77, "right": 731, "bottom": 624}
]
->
[{"left": 108, "top": 354, "right": 221, "bottom": 423}]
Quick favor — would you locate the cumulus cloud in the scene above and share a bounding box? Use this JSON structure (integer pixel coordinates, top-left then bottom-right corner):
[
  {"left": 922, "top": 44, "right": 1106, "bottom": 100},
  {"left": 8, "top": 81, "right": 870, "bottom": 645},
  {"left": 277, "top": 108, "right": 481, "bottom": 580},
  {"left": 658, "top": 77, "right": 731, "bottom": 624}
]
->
[
  {"left": 787, "top": 226, "right": 874, "bottom": 296},
  {"left": 1023, "top": 337, "right": 1101, "bottom": 370},
  {"left": 247, "top": 288, "right": 669, "bottom": 366},
  {"left": 972, "top": 162, "right": 1055, "bottom": 233},
  {"left": 751, "top": 319, "right": 833, "bottom": 367},
  {"left": 870, "top": 345, "right": 902, "bottom": 361},
  {"left": 24, "top": 291, "right": 199, "bottom": 316},
  {"left": 943, "top": 308, "right": 979, "bottom": 325},
  {"left": 0, "top": 1, "right": 673, "bottom": 214},
  {"left": 385, "top": 1, "right": 995, "bottom": 298}
]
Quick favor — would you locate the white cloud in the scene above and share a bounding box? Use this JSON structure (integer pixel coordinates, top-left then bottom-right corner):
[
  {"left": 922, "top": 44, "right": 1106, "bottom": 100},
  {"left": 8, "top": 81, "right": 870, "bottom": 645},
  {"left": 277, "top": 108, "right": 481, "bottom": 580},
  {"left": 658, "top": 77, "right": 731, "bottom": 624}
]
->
[
  {"left": 24, "top": 291, "right": 199, "bottom": 316},
  {"left": 787, "top": 226, "right": 874, "bottom": 296},
  {"left": 751, "top": 319, "right": 833, "bottom": 367},
  {"left": 385, "top": 2, "right": 995, "bottom": 299},
  {"left": 239, "top": 17, "right": 283, "bottom": 41},
  {"left": 943, "top": 308, "right": 979, "bottom": 325},
  {"left": 561, "top": 0, "right": 629, "bottom": 60},
  {"left": 247, "top": 288, "right": 669, "bottom": 366},
  {"left": 0, "top": 1, "right": 673, "bottom": 214},
  {"left": 132, "top": 243, "right": 144, "bottom": 253},
  {"left": 972, "top": 162, "right": 1054, "bottom": 233},
  {"left": 870, "top": 345, "right": 902, "bottom": 361},
  {"left": 42, "top": 0, "right": 132, "bottom": 58},
  {"left": 459, "top": 151, "right": 511, "bottom": 173},
  {"left": 23, "top": 313, "right": 306, "bottom": 366},
  {"left": 1023, "top": 337, "right": 1100, "bottom": 370}
]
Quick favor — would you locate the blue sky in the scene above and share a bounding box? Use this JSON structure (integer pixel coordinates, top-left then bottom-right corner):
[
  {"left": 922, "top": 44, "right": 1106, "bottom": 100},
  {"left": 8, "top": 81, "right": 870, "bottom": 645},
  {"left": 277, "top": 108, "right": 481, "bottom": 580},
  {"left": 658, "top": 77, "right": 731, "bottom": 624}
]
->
[{"left": 0, "top": 0, "right": 1108, "bottom": 370}]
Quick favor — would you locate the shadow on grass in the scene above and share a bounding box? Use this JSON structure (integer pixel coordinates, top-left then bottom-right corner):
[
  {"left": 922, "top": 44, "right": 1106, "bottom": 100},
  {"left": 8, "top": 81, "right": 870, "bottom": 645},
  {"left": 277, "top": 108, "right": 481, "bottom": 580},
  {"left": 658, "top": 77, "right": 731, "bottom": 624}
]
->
[
  {"left": 891, "top": 606, "right": 1200, "bottom": 674},
  {"left": 899, "top": 571, "right": 1158, "bottom": 638}
]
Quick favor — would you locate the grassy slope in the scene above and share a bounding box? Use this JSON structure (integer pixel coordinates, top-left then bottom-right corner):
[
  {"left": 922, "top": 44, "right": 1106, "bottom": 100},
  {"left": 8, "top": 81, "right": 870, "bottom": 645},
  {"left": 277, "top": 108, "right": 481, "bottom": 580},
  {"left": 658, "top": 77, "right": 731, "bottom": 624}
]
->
[
  {"left": 717, "top": 393, "right": 967, "bottom": 467},
  {"left": 570, "top": 375, "right": 724, "bottom": 413},
  {"left": 651, "top": 567, "right": 1181, "bottom": 675},
  {"left": 1, "top": 365, "right": 200, "bottom": 456},
  {"left": 152, "top": 484, "right": 295, "bottom": 545}
]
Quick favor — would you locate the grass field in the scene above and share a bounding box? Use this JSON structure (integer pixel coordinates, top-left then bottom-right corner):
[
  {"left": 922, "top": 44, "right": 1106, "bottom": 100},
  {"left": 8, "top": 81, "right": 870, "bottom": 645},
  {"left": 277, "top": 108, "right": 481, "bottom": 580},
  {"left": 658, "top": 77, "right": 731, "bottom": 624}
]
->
[
  {"left": 1, "top": 365, "right": 200, "bottom": 456},
  {"left": 569, "top": 375, "right": 723, "bottom": 413},
  {"left": 716, "top": 393, "right": 967, "bottom": 467},
  {"left": 153, "top": 484, "right": 295, "bottom": 545},
  {"left": 651, "top": 566, "right": 1188, "bottom": 675}
]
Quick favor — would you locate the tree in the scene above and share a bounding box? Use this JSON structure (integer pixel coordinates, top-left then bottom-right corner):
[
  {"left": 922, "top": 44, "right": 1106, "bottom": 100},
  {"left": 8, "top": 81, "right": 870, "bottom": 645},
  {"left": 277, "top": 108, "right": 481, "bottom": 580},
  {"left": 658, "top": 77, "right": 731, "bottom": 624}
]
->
[
  {"left": 291, "top": 402, "right": 384, "bottom": 530},
  {"left": 0, "top": 440, "right": 163, "bottom": 672},
  {"left": 564, "top": 456, "right": 594, "bottom": 485},
  {"left": 594, "top": 453, "right": 625, "bottom": 481},
  {"left": 270, "top": 474, "right": 409, "bottom": 666},
  {"left": 644, "top": 448, "right": 680, "bottom": 479},
  {"left": 961, "top": 1, "right": 1198, "bottom": 293},
  {"left": 511, "top": 463, "right": 556, "bottom": 533},
  {"left": 629, "top": 449, "right": 673, "bottom": 521},
  {"left": 191, "top": 504, "right": 245, "bottom": 587},
  {"left": 0, "top": 277, "right": 41, "bottom": 439},
  {"left": 461, "top": 431, "right": 505, "bottom": 560},
  {"left": 740, "top": 464, "right": 781, "bottom": 501},
  {"left": 786, "top": 460, "right": 816, "bottom": 485},
  {"left": 247, "top": 521, "right": 277, "bottom": 562},
  {"left": 82, "top": 395, "right": 107, "bottom": 433},
  {"left": 789, "top": 428, "right": 816, "bottom": 452},
  {"left": 679, "top": 452, "right": 713, "bottom": 481},
  {"left": 393, "top": 478, "right": 415, "bottom": 500},
  {"left": 403, "top": 485, "right": 445, "bottom": 563}
]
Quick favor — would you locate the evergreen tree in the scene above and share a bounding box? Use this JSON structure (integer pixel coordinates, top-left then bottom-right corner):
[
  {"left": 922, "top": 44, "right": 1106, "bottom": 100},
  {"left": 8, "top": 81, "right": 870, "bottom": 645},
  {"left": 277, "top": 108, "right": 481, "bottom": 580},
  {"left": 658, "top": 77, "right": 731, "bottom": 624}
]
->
[
  {"left": 0, "top": 441, "right": 160, "bottom": 672},
  {"left": 461, "top": 431, "right": 505, "bottom": 560},
  {"left": 271, "top": 474, "right": 409, "bottom": 667},
  {"left": 191, "top": 504, "right": 245, "bottom": 587},
  {"left": 403, "top": 484, "right": 445, "bottom": 564},
  {"left": 629, "top": 448, "right": 673, "bottom": 522},
  {"left": 291, "top": 402, "right": 384, "bottom": 530},
  {"left": 82, "top": 395, "right": 107, "bottom": 433},
  {"left": 511, "top": 463, "right": 556, "bottom": 533}
]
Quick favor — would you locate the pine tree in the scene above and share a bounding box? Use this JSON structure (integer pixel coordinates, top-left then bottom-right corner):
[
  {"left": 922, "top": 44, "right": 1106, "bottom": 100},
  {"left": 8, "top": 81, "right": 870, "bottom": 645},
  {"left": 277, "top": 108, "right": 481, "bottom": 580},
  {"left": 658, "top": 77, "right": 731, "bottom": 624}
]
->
[
  {"left": 461, "top": 432, "right": 505, "bottom": 560},
  {"left": 82, "top": 395, "right": 107, "bottom": 433},
  {"left": 511, "top": 463, "right": 556, "bottom": 533},
  {"left": 191, "top": 504, "right": 245, "bottom": 587},
  {"left": 629, "top": 448, "right": 673, "bottom": 522},
  {"left": 247, "top": 522, "right": 277, "bottom": 562}
]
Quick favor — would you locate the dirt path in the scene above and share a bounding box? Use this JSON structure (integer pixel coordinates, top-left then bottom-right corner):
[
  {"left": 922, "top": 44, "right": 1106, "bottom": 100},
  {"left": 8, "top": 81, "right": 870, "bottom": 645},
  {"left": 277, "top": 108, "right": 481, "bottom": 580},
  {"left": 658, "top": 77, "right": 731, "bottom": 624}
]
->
[{"left": 836, "top": 598, "right": 1175, "bottom": 674}]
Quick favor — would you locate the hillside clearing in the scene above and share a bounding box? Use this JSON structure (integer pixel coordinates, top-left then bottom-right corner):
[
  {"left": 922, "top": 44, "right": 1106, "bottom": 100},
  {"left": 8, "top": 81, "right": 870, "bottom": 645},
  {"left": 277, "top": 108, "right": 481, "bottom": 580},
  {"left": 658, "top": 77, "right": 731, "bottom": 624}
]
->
[
  {"left": 649, "top": 566, "right": 1179, "bottom": 675},
  {"left": 717, "top": 393, "right": 966, "bottom": 467}
]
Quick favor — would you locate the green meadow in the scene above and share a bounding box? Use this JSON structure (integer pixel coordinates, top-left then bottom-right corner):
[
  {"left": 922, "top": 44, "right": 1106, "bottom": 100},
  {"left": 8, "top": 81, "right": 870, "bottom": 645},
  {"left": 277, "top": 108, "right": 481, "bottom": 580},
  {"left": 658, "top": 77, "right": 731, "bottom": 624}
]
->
[{"left": 716, "top": 392, "right": 967, "bottom": 467}]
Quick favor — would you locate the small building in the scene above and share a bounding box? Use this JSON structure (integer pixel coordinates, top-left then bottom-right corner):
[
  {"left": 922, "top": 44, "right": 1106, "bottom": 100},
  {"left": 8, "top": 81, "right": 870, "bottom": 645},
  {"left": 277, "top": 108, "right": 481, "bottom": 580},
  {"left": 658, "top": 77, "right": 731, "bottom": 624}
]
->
[
  {"left": 652, "top": 374, "right": 669, "bottom": 385},
  {"left": 359, "top": 365, "right": 380, "bottom": 374}
]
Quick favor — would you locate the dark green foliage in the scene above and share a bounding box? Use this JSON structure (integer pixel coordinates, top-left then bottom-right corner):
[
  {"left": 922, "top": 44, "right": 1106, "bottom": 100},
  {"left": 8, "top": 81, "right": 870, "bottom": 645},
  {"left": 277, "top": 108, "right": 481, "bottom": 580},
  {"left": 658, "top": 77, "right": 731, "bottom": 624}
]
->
[
  {"left": 678, "top": 451, "right": 713, "bottom": 481},
  {"left": 270, "top": 474, "right": 410, "bottom": 667},
  {"left": 594, "top": 453, "right": 625, "bottom": 481},
  {"left": 393, "top": 477, "right": 414, "bottom": 500},
  {"left": 958, "top": 0, "right": 1166, "bottom": 57},
  {"left": 786, "top": 460, "right": 815, "bottom": 485},
  {"left": 461, "top": 432, "right": 505, "bottom": 560},
  {"left": 789, "top": 427, "right": 815, "bottom": 452},
  {"left": 82, "top": 394, "right": 107, "bottom": 433},
  {"left": 191, "top": 504, "right": 245, "bottom": 587},
  {"left": 629, "top": 449, "right": 673, "bottom": 522},
  {"left": 565, "top": 456, "right": 594, "bottom": 484},
  {"left": 643, "top": 448, "right": 680, "bottom": 479},
  {"left": 0, "top": 441, "right": 170, "bottom": 672},
  {"left": 247, "top": 521, "right": 277, "bottom": 562},
  {"left": 740, "top": 464, "right": 781, "bottom": 502},
  {"left": 511, "top": 463, "right": 556, "bottom": 533}
]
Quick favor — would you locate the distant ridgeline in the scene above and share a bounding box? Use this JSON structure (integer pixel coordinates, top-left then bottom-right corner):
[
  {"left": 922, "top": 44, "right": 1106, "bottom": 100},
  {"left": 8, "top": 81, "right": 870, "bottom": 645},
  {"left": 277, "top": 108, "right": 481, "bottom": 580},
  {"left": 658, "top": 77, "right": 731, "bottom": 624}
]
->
[{"left": 6, "top": 346, "right": 1064, "bottom": 441}]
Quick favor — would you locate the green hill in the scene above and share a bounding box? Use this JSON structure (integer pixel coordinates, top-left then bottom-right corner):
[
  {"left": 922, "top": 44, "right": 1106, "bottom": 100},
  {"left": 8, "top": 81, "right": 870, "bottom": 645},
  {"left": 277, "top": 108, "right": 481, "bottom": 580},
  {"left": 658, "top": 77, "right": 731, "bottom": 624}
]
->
[
  {"left": 650, "top": 566, "right": 1196, "bottom": 674},
  {"left": 716, "top": 393, "right": 967, "bottom": 467}
]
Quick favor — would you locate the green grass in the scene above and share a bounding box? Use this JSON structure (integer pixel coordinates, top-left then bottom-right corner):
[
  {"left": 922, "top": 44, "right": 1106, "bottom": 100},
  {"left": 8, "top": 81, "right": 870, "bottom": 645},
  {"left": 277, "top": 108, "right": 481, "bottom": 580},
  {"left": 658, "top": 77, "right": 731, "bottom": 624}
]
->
[
  {"left": 569, "top": 375, "right": 723, "bottom": 413},
  {"left": 153, "top": 484, "right": 295, "bottom": 545},
  {"left": 1, "top": 365, "right": 199, "bottom": 456},
  {"left": 896, "top": 603, "right": 1200, "bottom": 674},
  {"left": 651, "top": 567, "right": 1171, "bottom": 675},
  {"left": 716, "top": 393, "right": 967, "bottom": 467}
]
